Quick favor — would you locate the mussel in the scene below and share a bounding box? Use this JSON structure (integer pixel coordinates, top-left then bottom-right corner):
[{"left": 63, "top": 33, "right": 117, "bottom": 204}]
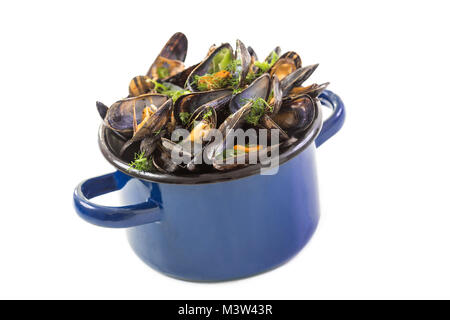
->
[
  {"left": 96, "top": 101, "right": 109, "bottom": 120},
  {"left": 247, "top": 46, "right": 258, "bottom": 62},
  {"left": 212, "top": 101, "right": 281, "bottom": 170},
  {"left": 185, "top": 40, "right": 250, "bottom": 92},
  {"left": 181, "top": 106, "right": 217, "bottom": 146},
  {"left": 128, "top": 75, "right": 154, "bottom": 97},
  {"left": 229, "top": 73, "right": 271, "bottom": 113},
  {"left": 140, "top": 129, "right": 166, "bottom": 157},
  {"left": 213, "top": 143, "right": 280, "bottom": 172},
  {"left": 229, "top": 73, "right": 289, "bottom": 143},
  {"left": 174, "top": 89, "right": 232, "bottom": 126},
  {"left": 96, "top": 35, "right": 328, "bottom": 176},
  {"left": 271, "top": 95, "right": 316, "bottom": 135},
  {"left": 164, "top": 63, "right": 199, "bottom": 88},
  {"left": 210, "top": 101, "right": 254, "bottom": 162},
  {"left": 178, "top": 106, "right": 218, "bottom": 171},
  {"left": 146, "top": 32, "right": 188, "bottom": 80},
  {"left": 259, "top": 114, "right": 289, "bottom": 141},
  {"left": 269, "top": 51, "right": 302, "bottom": 81},
  {"left": 279, "top": 64, "right": 319, "bottom": 96},
  {"left": 104, "top": 94, "right": 169, "bottom": 137},
  {"left": 120, "top": 99, "right": 173, "bottom": 155},
  {"left": 268, "top": 75, "right": 283, "bottom": 115},
  {"left": 286, "top": 82, "right": 330, "bottom": 100},
  {"left": 153, "top": 143, "right": 180, "bottom": 173},
  {"left": 233, "top": 39, "right": 251, "bottom": 88},
  {"left": 252, "top": 47, "right": 281, "bottom": 75},
  {"left": 186, "top": 43, "right": 233, "bottom": 91}
]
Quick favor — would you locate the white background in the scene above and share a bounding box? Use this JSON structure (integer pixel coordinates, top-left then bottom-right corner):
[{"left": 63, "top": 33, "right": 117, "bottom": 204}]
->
[{"left": 1, "top": 0, "right": 449, "bottom": 299}]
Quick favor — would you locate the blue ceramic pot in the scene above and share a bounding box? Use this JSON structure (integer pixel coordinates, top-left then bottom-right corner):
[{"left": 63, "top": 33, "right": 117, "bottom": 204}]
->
[{"left": 73, "top": 90, "right": 345, "bottom": 282}]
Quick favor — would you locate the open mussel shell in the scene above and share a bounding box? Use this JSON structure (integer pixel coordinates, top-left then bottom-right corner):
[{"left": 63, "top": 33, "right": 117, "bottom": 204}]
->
[
  {"left": 266, "top": 47, "right": 281, "bottom": 62},
  {"left": 140, "top": 129, "right": 166, "bottom": 158},
  {"left": 158, "top": 32, "right": 188, "bottom": 62},
  {"left": 96, "top": 101, "right": 109, "bottom": 120},
  {"left": 175, "top": 106, "right": 218, "bottom": 152},
  {"left": 189, "top": 105, "right": 218, "bottom": 130},
  {"left": 213, "top": 102, "right": 253, "bottom": 156},
  {"left": 252, "top": 46, "right": 281, "bottom": 75},
  {"left": 279, "top": 64, "right": 319, "bottom": 96},
  {"left": 147, "top": 32, "right": 188, "bottom": 80},
  {"left": 153, "top": 144, "right": 180, "bottom": 174},
  {"left": 119, "top": 99, "right": 173, "bottom": 155},
  {"left": 164, "top": 63, "right": 199, "bottom": 87},
  {"left": 271, "top": 94, "right": 316, "bottom": 135},
  {"left": 269, "top": 51, "right": 302, "bottom": 81},
  {"left": 259, "top": 114, "right": 289, "bottom": 141},
  {"left": 269, "top": 75, "right": 283, "bottom": 115},
  {"left": 174, "top": 89, "right": 232, "bottom": 125},
  {"left": 104, "top": 94, "right": 169, "bottom": 137},
  {"left": 185, "top": 43, "right": 234, "bottom": 91},
  {"left": 212, "top": 150, "right": 251, "bottom": 171},
  {"left": 247, "top": 46, "right": 259, "bottom": 73},
  {"left": 202, "top": 102, "right": 252, "bottom": 164},
  {"left": 160, "top": 137, "right": 193, "bottom": 169},
  {"left": 286, "top": 82, "right": 330, "bottom": 100},
  {"left": 128, "top": 75, "right": 154, "bottom": 97},
  {"left": 175, "top": 106, "right": 218, "bottom": 172},
  {"left": 247, "top": 46, "right": 258, "bottom": 61},
  {"left": 212, "top": 143, "right": 281, "bottom": 172},
  {"left": 161, "top": 137, "right": 193, "bottom": 158},
  {"left": 229, "top": 73, "right": 271, "bottom": 113},
  {"left": 234, "top": 39, "right": 251, "bottom": 88}
]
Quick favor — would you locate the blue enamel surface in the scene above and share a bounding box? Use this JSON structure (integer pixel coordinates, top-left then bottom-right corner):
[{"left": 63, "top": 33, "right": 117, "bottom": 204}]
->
[
  {"left": 74, "top": 171, "right": 162, "bottom": 228},
  {"left": 126, "top": 146, "right": 319, "bottom": 281},
  {"left": 316, "top": 90, "right": 346, "bottom": 147},
  {"left": 73, "top": 89, "right": 345, "bottom": 281}
]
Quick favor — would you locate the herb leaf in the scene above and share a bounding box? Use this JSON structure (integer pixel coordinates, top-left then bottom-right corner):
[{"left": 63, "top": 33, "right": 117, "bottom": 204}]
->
[
  {"left": 150, "top": 80, "right": 190, "bottom": 102},
  {"left": 194, "top": 70, "right": 232, "bottom": 91},
  {"left": 247, "top": 51, "right": 280, "bottom": 83},
  {"left": 157, "top": 67, "right": 169, "bottom": 79},
  {"left": 179, "top": 112, "right": 191, "bottom": 125},
  {"left": 244, "top": 98, "right": 272, "bottom": 126},
  {"left": 128, "top": 151, "right": 153, "bottom": 172},
  {"left": 202, "top": 108, "right": 213, "bottom": 120},
  {"left": 210, "top": 48, "right": 233, "bottom": 73}
]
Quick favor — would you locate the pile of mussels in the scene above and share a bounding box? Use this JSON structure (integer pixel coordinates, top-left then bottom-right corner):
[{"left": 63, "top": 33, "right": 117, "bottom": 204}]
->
[{"left": 96, "top": 32, "right": 328, "bottom": 174}]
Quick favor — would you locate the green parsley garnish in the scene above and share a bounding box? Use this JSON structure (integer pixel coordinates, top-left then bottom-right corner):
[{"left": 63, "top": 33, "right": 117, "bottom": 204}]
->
[
  {"left": 245, "top": 51, "right": 280, "bottom": 85},
  {"left": 128, "top": 151, "right": 153, "bottom": 172},
  {"left": 153, "top": 128, "right": 162, "bottom": 135},
  {"left": 179, "top": 112, "right": 191, "bottom": 125},
  {"left": 202, "top": 108, "right": 213, "bottom": 120},
  {"left": 192, "top": 48, "right": 243, "bottom": 91},
  {"left": 233, "top": 87, "right": 243, "bottom": 94},
  {"left": 157, "top": 67, "right": 169, "bottom": 79},
  {"left": 150, "top": 79, "right": 168, "bottom": 92},
  {"left": 210, "top": 48, "right": 233, "bottom": 73},
  {"left": 255, "top": 51, "right": 279, "bottom": 73},
  {"left": 245, "top": 71, "right": 257, "bottom": 84},
  {"left": 167, "top": 89, "right": 191, "bottom": 102},
  {"left": 244, "top": 98, "right": 272, "bottom": 126},
  {"left": 150, "top": 80, "right": 190, "bottom": 102},
  {"left": 226, "top": 59, "right": 241, "bottom": 74},
  {"left": 193, "top": 71, "right": 232, "bottom": 91}
]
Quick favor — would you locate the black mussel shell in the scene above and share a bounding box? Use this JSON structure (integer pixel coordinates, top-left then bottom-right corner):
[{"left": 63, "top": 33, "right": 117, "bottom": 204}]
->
[{"left": 229, "top": 73, "right": 271, "bottom": 113}]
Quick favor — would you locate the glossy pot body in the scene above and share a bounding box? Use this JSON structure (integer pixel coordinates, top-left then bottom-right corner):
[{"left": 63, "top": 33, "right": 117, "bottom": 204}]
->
[
  {"left": 125, "top": 145, "right": 319, "bottom": 281},
  {"left": 73, "top": 90, "right": 345, "bottom": 281}
]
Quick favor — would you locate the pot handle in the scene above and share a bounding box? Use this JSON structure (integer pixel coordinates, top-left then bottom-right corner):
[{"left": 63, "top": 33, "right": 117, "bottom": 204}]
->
[
  {"left": 73, "top": 171, "right": 162, "bottom": 228},
  {"left": 316, "top": 90, "right": 346, "bottom": 147}
]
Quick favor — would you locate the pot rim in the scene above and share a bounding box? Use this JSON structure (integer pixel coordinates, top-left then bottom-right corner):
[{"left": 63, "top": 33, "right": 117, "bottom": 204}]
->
[{"left": 98, "top": 99, "right": 323, "bottom": 185}]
